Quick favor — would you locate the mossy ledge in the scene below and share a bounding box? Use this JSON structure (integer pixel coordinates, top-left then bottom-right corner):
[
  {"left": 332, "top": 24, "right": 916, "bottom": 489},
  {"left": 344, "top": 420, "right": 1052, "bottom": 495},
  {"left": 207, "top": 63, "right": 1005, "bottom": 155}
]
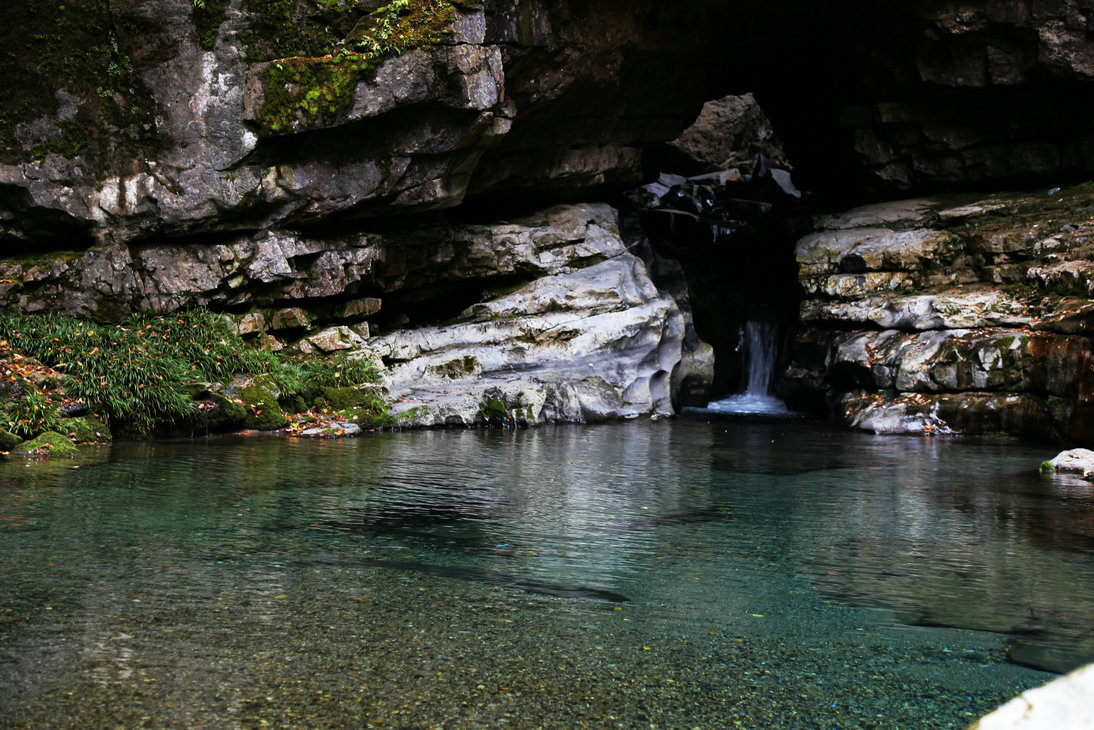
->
[
  {"left": 13, "top": 431, "right": 80, "bottom": 458},
  {"left": 250, "top": 0, "right": 457, "bottom": 136}
]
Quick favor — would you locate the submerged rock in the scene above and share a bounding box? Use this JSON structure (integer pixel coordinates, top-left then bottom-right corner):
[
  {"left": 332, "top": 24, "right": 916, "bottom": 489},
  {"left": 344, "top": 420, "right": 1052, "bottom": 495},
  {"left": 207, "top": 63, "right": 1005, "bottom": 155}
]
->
[{"left": 300, "top": 422, "right": 362, "bottom": 438}]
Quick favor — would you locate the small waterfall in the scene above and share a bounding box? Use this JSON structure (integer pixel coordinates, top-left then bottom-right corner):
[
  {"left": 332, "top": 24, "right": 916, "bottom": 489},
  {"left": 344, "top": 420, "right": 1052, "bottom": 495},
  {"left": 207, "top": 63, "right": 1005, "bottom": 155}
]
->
[
  {"left": 706, "top": 319, "right": 791, "bottom": 416},
  {"left": 740, "top": 320, "right": 777, "bottom": 397}
]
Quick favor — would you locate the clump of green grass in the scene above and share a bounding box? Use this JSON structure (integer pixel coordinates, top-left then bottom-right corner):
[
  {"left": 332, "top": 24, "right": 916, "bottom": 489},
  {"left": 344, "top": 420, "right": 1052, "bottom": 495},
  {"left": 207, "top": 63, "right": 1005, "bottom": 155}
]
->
[
  {"left": 0, "top": 380, "right": 67, "bottom": 438},
  {"left": 0, "top": 310, "right": 381, "bottom": 436}
]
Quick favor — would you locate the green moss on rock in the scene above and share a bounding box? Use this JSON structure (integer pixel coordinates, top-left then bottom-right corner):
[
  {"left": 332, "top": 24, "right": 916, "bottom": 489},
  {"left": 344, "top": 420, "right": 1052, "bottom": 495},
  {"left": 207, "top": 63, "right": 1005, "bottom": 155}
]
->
[
  {"left": 478, "top": 397, "right": 508, "bottom": 422},
  {"left": 250, "top": 0, "right": 457, "bottom": 135},
  {"left": 15, "top": 431, "right": 79, "bottom": 457},
  {"left": 0, "top": 428, "right": 23, "bottom": 451},
  {"left": 240, "top": 0, "right": 365, "bottom": 62},
  {"left": 255, "top": 55, "right": 379, "bottom": 135},
  {"left": 279, "top": 394, "right": 310, "bottom": 414},
  {"left": 319, "top": 386, "right": 369, "bottom": 409},
  {"left": 193, "top": 0, "right": 229, "bottom": 50},
  {"left": 341, "top": 392, "right": 395, "bottom": 428},
  {"left": 203, "top": 393, "right": 249, "bottom": 432},
  {"left": 240, "top": 385, "right": 290, "bottom": 431},
  {"left": 395, "top": 405, "right": 430, "bottom": 423},
  {"left": 0, "top": 0, "right": 161, "bottom": 169}
]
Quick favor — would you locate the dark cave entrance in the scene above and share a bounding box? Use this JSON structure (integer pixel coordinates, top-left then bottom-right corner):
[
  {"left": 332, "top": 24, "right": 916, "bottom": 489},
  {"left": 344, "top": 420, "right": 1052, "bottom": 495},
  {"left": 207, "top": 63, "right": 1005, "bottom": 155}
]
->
[{"left": 624, "top": 94, "right": 817, "bottom": 413}]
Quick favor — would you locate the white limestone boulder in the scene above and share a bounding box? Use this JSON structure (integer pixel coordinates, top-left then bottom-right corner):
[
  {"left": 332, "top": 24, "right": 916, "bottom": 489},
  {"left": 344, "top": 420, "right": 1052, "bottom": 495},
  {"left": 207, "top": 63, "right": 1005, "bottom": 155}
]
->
[{"left": 970, "top": 662, "right": 1094, "bottom": 729}]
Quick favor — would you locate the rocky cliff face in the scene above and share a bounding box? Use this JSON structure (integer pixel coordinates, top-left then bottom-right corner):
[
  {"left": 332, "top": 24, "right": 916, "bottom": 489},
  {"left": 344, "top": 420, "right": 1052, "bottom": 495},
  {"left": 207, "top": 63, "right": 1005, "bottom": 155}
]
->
[
  {"left": 6, "top": 0, "right": 1094, "bottom": 432},
  {"left": 787, "top": 184, "right": 1094, "bottom": 443},
  {"left": 8, "top": 0, "right": 1094, "bottom": 243},
  {"left": 0, "top": 0, "right": 728, "bottom": 246},
  {"left": 0, "top": 0, "right": 734, "bottom": 425}
]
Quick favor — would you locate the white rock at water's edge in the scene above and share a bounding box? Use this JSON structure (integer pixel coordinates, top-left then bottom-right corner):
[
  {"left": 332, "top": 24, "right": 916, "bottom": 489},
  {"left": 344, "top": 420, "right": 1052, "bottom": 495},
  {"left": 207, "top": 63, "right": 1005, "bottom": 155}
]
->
[
  {"left": 366, "top": 254, "right": 686, "bottom": 426},
  {"left": 1045, "top": 448, "right": 1094, "bottom": 478},
  {"left": 970, "top": 662, "right": 1094, "bottom": 729}
]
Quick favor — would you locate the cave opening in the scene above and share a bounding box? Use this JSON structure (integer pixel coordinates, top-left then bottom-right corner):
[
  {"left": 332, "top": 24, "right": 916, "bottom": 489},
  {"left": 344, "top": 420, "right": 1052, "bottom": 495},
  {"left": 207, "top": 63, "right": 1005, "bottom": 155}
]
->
[{"left": 625, "top": 93, "right": 817, "bottom": 414}]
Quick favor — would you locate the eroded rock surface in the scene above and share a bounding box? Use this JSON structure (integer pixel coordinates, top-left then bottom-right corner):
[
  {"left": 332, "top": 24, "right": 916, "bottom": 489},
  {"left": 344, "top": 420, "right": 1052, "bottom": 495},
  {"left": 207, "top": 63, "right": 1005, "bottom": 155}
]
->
[{"left": 371, "top": 253, "right": 686, "bottom": 426}]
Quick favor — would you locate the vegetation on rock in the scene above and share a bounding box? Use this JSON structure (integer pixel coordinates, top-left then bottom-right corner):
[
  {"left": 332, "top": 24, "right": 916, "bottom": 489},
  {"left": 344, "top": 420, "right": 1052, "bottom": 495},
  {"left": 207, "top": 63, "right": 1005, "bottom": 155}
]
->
[
  {"left": 0, "top": 310, "right": 384, "bottom": 439},
  {"left": 240, "top": 384, "right": 290, "bottom": 431},
  {"left": 63, "top": 416, "right": 111, "bottom": 444},
  {"left": 0, "top": 428, "right": 23, "bottom": 451},
  {"left": 0, "top": 0, "right": 161, "bottom": 168},
  {"left": 14, "top": 431, "right": 80, "bottom": 458},
  {"left": 252, "top": 0, "right": 456, "bottom": 134}
]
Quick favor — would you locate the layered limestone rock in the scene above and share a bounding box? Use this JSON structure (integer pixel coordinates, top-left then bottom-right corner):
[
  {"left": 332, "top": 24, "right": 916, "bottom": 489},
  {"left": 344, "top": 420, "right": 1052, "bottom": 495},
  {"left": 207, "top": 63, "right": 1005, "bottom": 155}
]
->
[{"left": 787, "top": 183, "right": 1094, "bottom": 443}]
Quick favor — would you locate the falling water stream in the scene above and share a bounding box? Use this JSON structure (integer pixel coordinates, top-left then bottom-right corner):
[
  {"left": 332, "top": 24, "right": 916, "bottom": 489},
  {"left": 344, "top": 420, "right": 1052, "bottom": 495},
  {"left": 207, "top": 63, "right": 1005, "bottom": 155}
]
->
[
  {"left": 1, "top": 422, "right": 1088, "bottom": 728},
  {"left": 707, "top": 320, "right": 796, "bottom": 417}
]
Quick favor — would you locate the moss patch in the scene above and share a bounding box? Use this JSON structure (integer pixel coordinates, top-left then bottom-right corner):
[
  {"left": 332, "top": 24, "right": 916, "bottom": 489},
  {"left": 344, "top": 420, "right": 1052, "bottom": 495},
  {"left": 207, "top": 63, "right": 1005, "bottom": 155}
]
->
[
  {"left": 240, "top": 384, "right": 290, "bottom": 431},
  {"left": 240, "top": 0, "right": 367, "bottom": 63},
  {"left": 319, "top": 386, "right": 370, "bottom": 409},
  {"left": 202, "top": 393, "right": 248, "bottom": 432},
  {"left": 346, "top": 399, "right": 396, "bottom": 429},
  {"left": 0, "top": 0, "right": 161, "bottom": 170},
  {"left": 63, "top": 416, "right": 110, "bottom": 444},
  {"left": 0, "top": 428, "right": 23, "bottom": 451},
  {"left": 15, "top": 430, "right": 79, "bottom": 457},
  {"left": 256, "top": 55, "right": 378, "bottom": 135},
  {"left": 395, "top": 405, "right": 430, "bottom": 423},
  {"left": 478, "top": 397, "right": 508, "bottom": 422},
  {"left": 193, "top": 0, "right": 229, "bottom": 51},
  {"left": 250, "top": 0, "right": 456, "bottom": 135}
]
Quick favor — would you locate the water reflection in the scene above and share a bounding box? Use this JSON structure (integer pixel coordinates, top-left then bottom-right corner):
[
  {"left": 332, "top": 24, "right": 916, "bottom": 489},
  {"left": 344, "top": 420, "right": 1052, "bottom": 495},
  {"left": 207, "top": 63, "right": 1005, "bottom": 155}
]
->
[{"left": 0, "top": 422, "right": 1088, "bottom": 727}]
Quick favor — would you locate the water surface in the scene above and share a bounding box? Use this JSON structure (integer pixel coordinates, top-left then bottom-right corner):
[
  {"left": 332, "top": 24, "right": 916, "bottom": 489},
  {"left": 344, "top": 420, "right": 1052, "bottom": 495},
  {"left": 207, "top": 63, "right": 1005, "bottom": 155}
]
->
[{"left": 1, "top": 420, "right": 1088, "bottom": 728}]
